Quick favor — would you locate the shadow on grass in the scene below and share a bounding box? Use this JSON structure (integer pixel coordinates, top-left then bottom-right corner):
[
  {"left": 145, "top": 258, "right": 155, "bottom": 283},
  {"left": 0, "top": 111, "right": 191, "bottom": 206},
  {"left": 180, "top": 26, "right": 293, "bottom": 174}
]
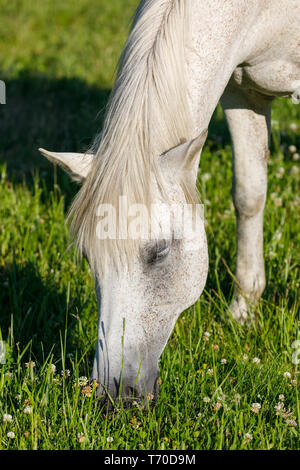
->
[
  {"left": 0, "top": 71, "right": 110, "bottom": 199},
  {"left": 0, "top": 71, "right": 297, "bottom": 184},
  {"left": 0, "top": 70, "right": 233, "bottom": 171},
  {"left": 0, "top": 260, "right": 94, "bottom": 366}
]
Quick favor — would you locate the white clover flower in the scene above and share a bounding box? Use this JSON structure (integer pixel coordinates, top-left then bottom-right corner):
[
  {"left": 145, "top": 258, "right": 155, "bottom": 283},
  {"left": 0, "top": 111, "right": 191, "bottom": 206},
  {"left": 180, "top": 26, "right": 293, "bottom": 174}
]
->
[
  {"left": 203, "top": 331, "right": 211, "bottom": 341},
  {"left": 24, "top": 406, "right": 32, "bottom": 415},
  {"left": 78, "top": 376, "right": 88, "bottom": 387},
  {"left": 201, "top": 173, "right": 211, "bottom": 182},
  {"left": 274, "top": 198, "right": 283, "bottom": 207},
  {"left": 252, "top": 357, "right": 261, "bottom": 364},
  {"left": 275, "top": 402, "right": 285, "bottom": 415},
  {"left": 235, "top": 393, "right": 241, "bottom": 401},
  {"left": 244, "top": 433, "right": 253, "bottom": 441},
  {"left": 278, "top": 394, "right": 285, "bottom": 401},
  {"left": 78, "top": 432, "right": 86, "bottom": 443},
  {"left": 61, "top": 369, "right": 71, "bottom": 378},
  {"left": 273, "top": 230, "right": 282, "bottom": 241},
  {"left": 212, "top": 402, "right": 222, "bottom": 411},
  {"left": 220, "top": 358, "right": 227, "bottom": 364},
  {"left": 290, "top": 165, "right": 299, "bottom": 175},
  {"left": 288, "top": 145, "right": 297, "bottom": 154},
  {"left": 106, "top": 436, "right": 114, "bottom": 443},
  {"left": 203, "top": 396, "right": 211, "bottom": 403},
  {"left": 3, "top": 413, "right": 13, "bottom": 423},
  {"left": 292, "top": 153, "right": 300, "bottom": 161},
  {"left": 290, "top": 122, "right": 298, "bottom": 132},
  {"left": 25, "top": 361, "right": 35, "bottom": 369},
  {"left": 276, "top": 167, "right": 285, "bottom": 178},
  {"left": 50, "top": 364, "right": 56, "bottom": 374},
  {"left": 206, "top": 368, "right": 214, "bottom": 376},
  {"left": 286, "top": 419, "right": 297, "bottom": 427},
  {"left": 7, "top": 431, "right": 15, "bottom": 439},
  {"left": 283, "top": 372, "right": 291, "bottom": 379},
  {"left": 251, "top": 403, "right": 261, "bottom": 414}
]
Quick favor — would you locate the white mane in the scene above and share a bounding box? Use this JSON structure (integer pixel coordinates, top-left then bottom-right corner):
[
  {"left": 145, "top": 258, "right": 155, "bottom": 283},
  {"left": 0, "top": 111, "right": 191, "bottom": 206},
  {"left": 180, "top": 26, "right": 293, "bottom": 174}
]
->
[{"left": 69, "top": 0, "right": 195, "bottom": 275}]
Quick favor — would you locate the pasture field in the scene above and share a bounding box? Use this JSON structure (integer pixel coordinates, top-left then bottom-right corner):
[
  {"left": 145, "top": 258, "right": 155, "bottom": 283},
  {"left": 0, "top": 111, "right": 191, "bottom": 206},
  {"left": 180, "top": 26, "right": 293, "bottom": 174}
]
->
[{"left": 0, "top": 0, "right": 299, "bottom": 450}]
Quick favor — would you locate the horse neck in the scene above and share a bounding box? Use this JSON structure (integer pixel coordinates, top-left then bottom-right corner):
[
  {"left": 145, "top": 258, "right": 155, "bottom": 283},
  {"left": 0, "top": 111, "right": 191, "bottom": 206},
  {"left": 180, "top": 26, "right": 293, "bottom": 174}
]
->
[{"left": 187, "top": 0, "right": 260, "bottom": 133}]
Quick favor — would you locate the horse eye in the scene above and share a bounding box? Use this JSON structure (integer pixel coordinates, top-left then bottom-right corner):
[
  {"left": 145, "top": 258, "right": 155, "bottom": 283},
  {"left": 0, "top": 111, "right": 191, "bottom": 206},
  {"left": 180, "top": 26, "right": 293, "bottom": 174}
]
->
[
  {"left": 154, "top": 246, "right": 170, "bottom": 262},
  {"left": 145, "top": 241, "right": 170, "bottom": 265}
]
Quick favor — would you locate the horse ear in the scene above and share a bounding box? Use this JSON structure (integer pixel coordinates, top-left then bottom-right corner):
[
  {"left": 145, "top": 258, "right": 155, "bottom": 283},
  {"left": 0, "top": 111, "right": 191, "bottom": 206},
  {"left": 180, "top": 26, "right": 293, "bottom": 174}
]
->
[
  {"left": 159, "top": 129, "right": 208, "bottom": 181},
  {"left": 38, "top": 148, "right": 94, "bottom": 182}
]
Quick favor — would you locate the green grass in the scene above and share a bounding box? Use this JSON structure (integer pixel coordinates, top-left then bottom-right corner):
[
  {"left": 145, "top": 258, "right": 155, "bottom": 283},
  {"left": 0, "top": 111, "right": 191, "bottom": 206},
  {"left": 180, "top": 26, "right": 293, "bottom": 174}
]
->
[{"left": 0, "top": 0, "right": 300, "bottom": 450}]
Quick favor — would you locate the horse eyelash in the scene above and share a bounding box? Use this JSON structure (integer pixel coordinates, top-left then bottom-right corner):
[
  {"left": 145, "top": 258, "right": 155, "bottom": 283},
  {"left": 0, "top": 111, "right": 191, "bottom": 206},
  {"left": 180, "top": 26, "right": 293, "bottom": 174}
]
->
[{"left": 145, "top": 240, "right": 170, "bottom": 265}]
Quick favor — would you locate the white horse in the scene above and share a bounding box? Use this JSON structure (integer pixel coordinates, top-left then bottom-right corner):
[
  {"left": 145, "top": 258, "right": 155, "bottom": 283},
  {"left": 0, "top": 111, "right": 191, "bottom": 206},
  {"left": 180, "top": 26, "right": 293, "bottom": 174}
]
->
[{"left": 39, "top": 0, "right": 300, "bottom": 401}]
